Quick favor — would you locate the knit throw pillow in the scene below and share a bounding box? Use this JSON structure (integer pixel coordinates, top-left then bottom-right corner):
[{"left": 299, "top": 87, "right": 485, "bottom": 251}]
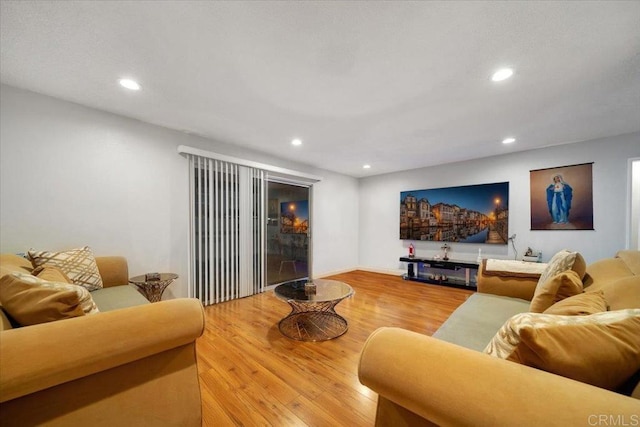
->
[
  {"left": 27, "top": 246, "right": 103, "bottom": 291},
  {"left": 536, "top": 249, "right": 577, "bottom": 289}
]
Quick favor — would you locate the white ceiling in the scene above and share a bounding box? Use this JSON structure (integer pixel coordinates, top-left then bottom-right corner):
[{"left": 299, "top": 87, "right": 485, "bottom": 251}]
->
[{"left": 1, "top": 1, "right": 639, "bottom": 178}]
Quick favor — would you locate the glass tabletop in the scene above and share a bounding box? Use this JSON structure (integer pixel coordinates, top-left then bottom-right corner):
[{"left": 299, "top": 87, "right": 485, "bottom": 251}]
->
[
  {"left": 129, "top": 273, "right": 178, "bottom": 284},
  {"left": 274, "top": 279, "right": 353, "bottom": 303}
]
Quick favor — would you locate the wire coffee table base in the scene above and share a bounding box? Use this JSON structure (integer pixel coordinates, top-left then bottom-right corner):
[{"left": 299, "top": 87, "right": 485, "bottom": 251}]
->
[{"left": 278, "top": 300, "right": 349, "bottom": 342}]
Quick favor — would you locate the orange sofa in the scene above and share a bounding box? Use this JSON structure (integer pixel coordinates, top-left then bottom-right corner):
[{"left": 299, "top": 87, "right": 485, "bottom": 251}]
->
[
  {"left": 0, "top": 254, "right": 205, "bottom": 426},
  {"left": 359, "top": 251, "right": 640, "bottom": 426}
]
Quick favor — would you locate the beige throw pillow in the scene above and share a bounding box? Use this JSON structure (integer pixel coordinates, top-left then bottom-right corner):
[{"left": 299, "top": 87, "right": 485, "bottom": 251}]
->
[
  {"left": 543, "top": 290, "right": 607, "bottom": 316},
  {"left": 27, "top": 246, "right": 103, "bottom": 291},
  {"left": 0, "top": 272, "right": 99, "bottom": 326},
  {"left": 530, "top": 270, "right": 583, "bottom": 313},
  {"left": 33, "top": 266, "right": 72, "bottom": 284},
  {"left": 536, "top": 249, "right": 577, "bottom": 289},
  {"left": 484, "top": 310, "right": 640, "bottom": 390}
]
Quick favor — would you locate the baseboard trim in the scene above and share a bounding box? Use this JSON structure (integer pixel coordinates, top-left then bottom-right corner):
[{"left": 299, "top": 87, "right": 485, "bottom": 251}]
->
[
  {"left": 355, "top": 266, "right": 405, "bottom": 277},
  {"left": 314, "top": 267, "right": 358, "bottom": 278},
  {"left": 315, "top": 266, "right": 404, "bottom": 278}
]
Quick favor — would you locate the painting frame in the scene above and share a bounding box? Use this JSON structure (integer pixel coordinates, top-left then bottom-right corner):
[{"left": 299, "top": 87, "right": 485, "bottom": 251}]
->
[
  {"left": 399, "top": 182, "right": 510, "bottom": 244},
  {"left": 530, "top": 162, "right": 594, "bottom": 231}
]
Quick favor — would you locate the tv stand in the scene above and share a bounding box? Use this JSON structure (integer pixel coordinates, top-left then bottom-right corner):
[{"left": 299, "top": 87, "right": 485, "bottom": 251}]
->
[{"left": 399, "top": 257, "right": 478, "bottom": 290}]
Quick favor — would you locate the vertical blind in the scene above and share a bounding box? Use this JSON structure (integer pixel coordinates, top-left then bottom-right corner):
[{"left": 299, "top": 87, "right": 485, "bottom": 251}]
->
[{"left": 187, "top": 154, "right": 266, "bottom": 305}]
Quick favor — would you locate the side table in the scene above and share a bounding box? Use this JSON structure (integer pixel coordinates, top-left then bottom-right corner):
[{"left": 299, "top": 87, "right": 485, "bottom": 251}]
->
[{"left": 129, "top": 273, "right": 178, "bottom": 302}]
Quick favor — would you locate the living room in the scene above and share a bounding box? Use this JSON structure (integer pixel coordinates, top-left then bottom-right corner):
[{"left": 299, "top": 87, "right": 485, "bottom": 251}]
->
[{"left": 1, "top": 1, "right": 639, "bottom": 426}]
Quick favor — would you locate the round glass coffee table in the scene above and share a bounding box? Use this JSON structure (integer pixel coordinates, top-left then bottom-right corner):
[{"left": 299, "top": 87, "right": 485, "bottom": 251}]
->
[{"left": 274, "top": 279, "right": 354, "bottom": 342}]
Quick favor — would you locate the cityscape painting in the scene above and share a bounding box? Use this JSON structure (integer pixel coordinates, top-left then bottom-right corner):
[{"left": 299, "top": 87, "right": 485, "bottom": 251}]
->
[
  {"left": 280, "top": 200, "right": 309, "bottom": 234},
  {"left": 400, "top": 182, "right": 510, "bottom": 244}
]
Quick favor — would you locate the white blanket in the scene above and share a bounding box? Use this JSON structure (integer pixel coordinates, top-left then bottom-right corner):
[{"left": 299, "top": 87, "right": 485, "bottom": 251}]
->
[{"left": 485, "top": 259, "right": 548, "bottom": 275}]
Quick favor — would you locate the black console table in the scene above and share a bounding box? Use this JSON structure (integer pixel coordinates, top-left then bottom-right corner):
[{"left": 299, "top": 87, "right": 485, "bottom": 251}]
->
[{"left": 399, "top": 257, "right": 479, "bottom": 290}]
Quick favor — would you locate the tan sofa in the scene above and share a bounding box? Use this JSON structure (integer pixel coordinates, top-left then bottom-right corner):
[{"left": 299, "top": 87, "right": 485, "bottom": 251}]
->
[
  {"left": 0, "top": 253, "right": 205, "bottom": 426},
  {"left": 359, "top": 250, "right": 640, "bottom": 426}
]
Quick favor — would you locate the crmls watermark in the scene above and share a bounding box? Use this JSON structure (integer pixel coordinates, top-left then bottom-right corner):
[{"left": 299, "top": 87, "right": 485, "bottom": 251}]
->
[{"left": 588, "top": 414, "right": 640, "bottom": 426}]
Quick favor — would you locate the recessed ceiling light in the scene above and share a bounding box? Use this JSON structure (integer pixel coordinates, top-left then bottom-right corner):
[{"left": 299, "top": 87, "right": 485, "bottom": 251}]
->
[
  {"left": 119, "top": 78, "right": 141, "bottom": 90},
  {"left": 502, "top": 137, "right": 516, "bottom": 144},
  {"left": 491, "top": 68, "right": 514, "bottom": 82},
  {"left": 363, "top": 164, "right": 371, "bottom": 169},
  {"left": 291, "top": 138, "right": 302, "bottom": 146}
]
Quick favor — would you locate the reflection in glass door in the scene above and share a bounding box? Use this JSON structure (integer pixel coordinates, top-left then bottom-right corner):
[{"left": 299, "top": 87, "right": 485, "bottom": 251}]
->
[{"left": 266, "top": 181, "right": 310, "bottom": 286}]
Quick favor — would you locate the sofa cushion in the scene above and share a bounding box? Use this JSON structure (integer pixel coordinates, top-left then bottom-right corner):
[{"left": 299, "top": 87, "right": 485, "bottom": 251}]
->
[
  {"left": 432, "top": 293, "right": 530, "bottom": 351},
  {"left": 0, "top": 254, "right": 33, "bottom": 278},
  {"left": 0, "top": 308, "right": 14, "bottom": 331},
  {"left": 0, "top": 272, "right": 99, "bottom": 326},
  {"left": 484, "top": 309, "right": 640, "bottom": 391},
  {"left": 530, "top": 270, "right": 583, "bottom": 313},
  {"left": 27, "top": 246, "right": 103, "bottom": 291},
  {"left": 583, "top": 257, "right": 634, "bottom": 289},
  {"left": 616, "top": 250, "right": 640, "bottom": 276},
  {"left": 597, "top": 277, "right": 640, "bottom": 311},
  {"left": 91, "top": 285, "right": 149, "bottom": 311},
  {"left": 543, "top": 290, "right": 607, "bottom": 316}
]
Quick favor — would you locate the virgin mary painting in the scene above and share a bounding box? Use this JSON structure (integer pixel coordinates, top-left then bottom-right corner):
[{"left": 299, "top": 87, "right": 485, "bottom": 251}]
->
[
  {"left": 546, "top": 174, "right": 572, "bottom": 224},
  {"left": 531, "top": 163, "right": 593, "bottom": 230}
]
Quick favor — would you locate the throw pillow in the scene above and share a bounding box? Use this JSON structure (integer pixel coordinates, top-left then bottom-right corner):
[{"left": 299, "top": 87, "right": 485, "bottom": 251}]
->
[
  {"left": 27, "top": 246, "right": 103, "bottom": 291},
  {"left": 484, "top": 310, "right": 640, "bottom": 390},
  {"left": 0, "top": 272, "right": 99, "bottom": 326},
  {"left": 543, "top": 290, "right": 608, "bottom": 316},
  {"left": 536, "top": 249, "right": 578, "bottom": 289},
  {"left": 530, "top": 270, "right": 583, "bottom": 313},
  {"left": 33, "top": 266, "right": 72, "bottom": 284},
  {"left": 572, "top": 252, "right": 587, "bottom": 280}
]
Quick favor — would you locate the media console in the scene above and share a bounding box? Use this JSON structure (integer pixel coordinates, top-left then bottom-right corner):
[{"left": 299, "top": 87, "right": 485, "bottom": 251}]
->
[{"left": 399, "top": 257, "right": 479, "bottom": 290}]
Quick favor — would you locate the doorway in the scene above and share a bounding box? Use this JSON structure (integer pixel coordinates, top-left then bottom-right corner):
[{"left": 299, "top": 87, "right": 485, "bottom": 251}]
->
[{"left": 266, "top": 181, "right": 310, "bottom": 286}]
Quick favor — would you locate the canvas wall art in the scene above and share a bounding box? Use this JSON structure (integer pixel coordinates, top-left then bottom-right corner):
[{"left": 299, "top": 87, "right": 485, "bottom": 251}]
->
[
  {"left": 530, "top": 162, "right": 594, "bottom": 230},
  {"left": 400, "top": 182, "right": 509, "bottom": 244}
]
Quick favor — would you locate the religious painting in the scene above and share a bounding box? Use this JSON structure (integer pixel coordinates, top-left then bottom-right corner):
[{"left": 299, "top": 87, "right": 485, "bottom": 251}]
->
[{"left": 530, "top": 163, "right": 594, "bottom": 230}]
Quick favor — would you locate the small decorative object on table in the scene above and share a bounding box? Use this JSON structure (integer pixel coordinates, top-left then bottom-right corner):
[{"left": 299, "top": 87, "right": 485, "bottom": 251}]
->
[
  {"left": 522, "top": 247, "right": 542, "bottom": 262},
  {"left": 129, "top": 273, "right": 178, "bottom": 303},
  {"left": 304, "top": 281, "right": 317, "bottom": 295},
  {"left": 441, "top": 243, "right": 450, "bottom": 261}
]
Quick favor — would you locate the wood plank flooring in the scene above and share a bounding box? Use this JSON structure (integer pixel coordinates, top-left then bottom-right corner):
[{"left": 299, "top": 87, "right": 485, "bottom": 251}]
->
[{"left": 197, "top": 270, "right": 473, "bottom": 426}]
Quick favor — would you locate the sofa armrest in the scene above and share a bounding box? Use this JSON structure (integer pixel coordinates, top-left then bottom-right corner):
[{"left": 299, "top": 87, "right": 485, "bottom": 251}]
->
[
  {"left": 0, "top": 298, "right": 204, "bottom": 403},
  {"left": 359, "top": 327, "right": 639, "bottom": 427},
  {"left": 95, "top": 256, "right": 129, "bottom": 287},
  {"left": 477, "top": 262, "right": 538, "bottom": 300}
]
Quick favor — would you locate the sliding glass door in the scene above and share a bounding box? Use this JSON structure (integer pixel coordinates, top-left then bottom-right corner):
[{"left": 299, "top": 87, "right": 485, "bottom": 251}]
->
[{"left": 266, "top": 181, "right": 310, "bottom": 286}]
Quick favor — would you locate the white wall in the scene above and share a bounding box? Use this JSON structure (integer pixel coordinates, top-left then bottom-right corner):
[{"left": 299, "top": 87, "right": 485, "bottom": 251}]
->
[
  {"left": 359, "top": 132, "right": 640, "bottom": 273},
  {"left": 0, "top": 84, "right": 359, "bottom": 297},
  {"left": 3, "top": 83, "right": 638, "bottom": 289}
]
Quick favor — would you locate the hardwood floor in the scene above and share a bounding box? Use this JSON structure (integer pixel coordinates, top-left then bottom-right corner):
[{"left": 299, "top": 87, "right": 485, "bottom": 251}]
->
[{"left": 197, "top": 270, "right": 473, "bottom": 426}]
